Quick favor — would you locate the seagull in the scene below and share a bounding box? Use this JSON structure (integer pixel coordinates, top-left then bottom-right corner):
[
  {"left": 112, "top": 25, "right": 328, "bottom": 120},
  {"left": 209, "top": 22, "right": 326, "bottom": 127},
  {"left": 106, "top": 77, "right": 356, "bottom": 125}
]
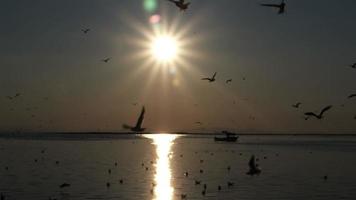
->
[
  {"left": 6, "top": 93, "right": 21, "bottom": 100},
  {"left": 59, "top": 183, "right": 70, "bottom": 188},
  {"left": 349, "top": 63, "right": 356, "bottom": 69},
  {"left": 246, "top": 155, "right": 261, "bottom": 176},
  {"left": 226, "top": 79, "right": 232, "bottom": 84},
  {"left": 292, "top": 102, "right": 302, "bottom": 108},
  {"left": 348, "top": 94, "right": 356, "bottom": 99},
  {"left": 82, "top": 28, "right": 90, "bottom": 34},
  {"left": 261, "top": 0, "right": 286, "bottom": 14},
  {"left": 167, "top": 0, "right": 191, "bottom": 11},
  {"left": 201, "top": 72, "right": 217, "bottom": 82},
  {"left": 101, "top": 58, "right": 111, "bottom": 63},
  {"left": 122, "top": 106, "right": 146, "bottom": 132},
  {"left": 304, "top": 105, "right": 332, "bottom": 120}
]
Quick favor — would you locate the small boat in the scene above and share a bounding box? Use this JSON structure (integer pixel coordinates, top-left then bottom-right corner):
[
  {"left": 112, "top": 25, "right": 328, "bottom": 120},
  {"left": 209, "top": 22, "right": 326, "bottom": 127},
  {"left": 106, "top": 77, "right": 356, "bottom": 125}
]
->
[{"left": 214, "top": 131, "right": 238, "bottom": 142}]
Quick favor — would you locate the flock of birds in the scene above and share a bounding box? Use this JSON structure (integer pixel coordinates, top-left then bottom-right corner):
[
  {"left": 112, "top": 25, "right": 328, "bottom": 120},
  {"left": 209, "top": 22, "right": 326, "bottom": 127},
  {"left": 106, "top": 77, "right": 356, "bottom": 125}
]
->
[{"left": 0, "top": 140, "right": 333, "bottom": 200}]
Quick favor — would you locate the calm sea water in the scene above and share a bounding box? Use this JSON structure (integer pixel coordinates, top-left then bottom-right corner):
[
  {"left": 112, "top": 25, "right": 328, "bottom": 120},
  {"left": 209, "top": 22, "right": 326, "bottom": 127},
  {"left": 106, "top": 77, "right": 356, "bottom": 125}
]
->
[{"left": 0, "top": 134, "right": 355, "bottom": 200}]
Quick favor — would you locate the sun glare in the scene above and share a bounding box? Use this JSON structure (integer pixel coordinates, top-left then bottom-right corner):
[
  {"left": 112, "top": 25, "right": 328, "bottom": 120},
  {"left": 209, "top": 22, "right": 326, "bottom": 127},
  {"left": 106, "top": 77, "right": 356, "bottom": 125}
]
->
[{"left": 151, "top": 36, "right": 179, "bottom": 62}]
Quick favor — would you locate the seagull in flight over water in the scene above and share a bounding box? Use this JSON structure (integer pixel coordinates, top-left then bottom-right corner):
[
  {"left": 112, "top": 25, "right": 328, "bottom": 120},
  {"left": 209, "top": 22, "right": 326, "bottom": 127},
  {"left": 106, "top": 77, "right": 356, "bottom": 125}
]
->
[
  {"left": 166, "top": 0, "right": 191, "bottom": 11},
  {"left": 261, "top": 0, "right": 286, "bottom": 14},
  {"left": 81, "top": 28, "right": 90, "bottom": 34},
  {"left": 123, "top": 106, "right": 146, "bottom": 132},
  {"left": 304, "top": 105, "right": 332, "bottom": 120},
  {"left": 347, "top": 94, "right": 356, "bottom": 99},
  {"left": 101, "top": 58, "right": 111, "bottom": 63},
  {"left": 292, "top": 102, "right": 302, "bottom": 108},
  {"left": 201, "top": 72, "right": 217, "bottom": 82}
]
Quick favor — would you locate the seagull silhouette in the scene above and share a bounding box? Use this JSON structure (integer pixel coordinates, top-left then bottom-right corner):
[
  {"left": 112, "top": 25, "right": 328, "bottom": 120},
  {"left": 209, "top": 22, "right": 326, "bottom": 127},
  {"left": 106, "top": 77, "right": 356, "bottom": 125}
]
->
[
  {"left": 292, "top": 102, "right": 302, "bottom": 108},
  {"left": 6, "top": 93, "right": 21, "bottom": 100},
  {"left": 123, "top": 106, "right": 146, "bottom": 132},
  {"left": 261, "top": 0, "right": 286, "bottom": 14},
  {"left": 246, "top": 155, "right": 261, "bottom": 176},
  {"left": 101, "top": 58, "right": 111, "bottom": 63},
  {"left": 81, "top": 28, "right": 90, "bottom": 34},
  {"left": 226, "top": 79, "right": 232, "bottom": 84},
  {"left": 348, "top": 94, "right": 356, "bottom": 99},
  {"left": 167, "top": 0, "right": 191, "bottom": 11},
  {"left": 201, "top": 72, "right": 217, "bottom": 82},
  {"left": 304, "top": 105, "right": 332, "bottom": 120}
]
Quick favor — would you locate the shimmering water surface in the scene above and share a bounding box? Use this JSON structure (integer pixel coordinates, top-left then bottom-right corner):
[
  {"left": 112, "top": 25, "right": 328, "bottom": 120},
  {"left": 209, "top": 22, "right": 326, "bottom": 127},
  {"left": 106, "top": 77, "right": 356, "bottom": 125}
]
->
[{"left": 0, "top": 134, "right": 356, "bottom": 200}]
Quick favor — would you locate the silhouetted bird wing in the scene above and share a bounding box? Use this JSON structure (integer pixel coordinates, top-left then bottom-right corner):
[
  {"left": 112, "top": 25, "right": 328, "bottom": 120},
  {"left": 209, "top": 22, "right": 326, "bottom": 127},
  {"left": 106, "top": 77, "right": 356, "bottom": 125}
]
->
[
  {"left": 348, "top": 94, "right": 356, "bottom": 99},
  {"left": 135, "top": 106, "right": 145, "bottom": 128},
  {"left": 304, "top": 112, "right": 319, "bottom": 118},
  {"left": 212, "top": 72, "right": 217, "bottom": 79},
  {"left": 248, "top": 155, "right": 256, "bottom": 169},
  {"left": 261, "top": 4, "right": 280, "bottom": 8},
  {"left": 122, "top": 124, "right": 133, "bottom": 129},
  {"left": 319, "top": 105, "right": 332, "bottom": 117}
]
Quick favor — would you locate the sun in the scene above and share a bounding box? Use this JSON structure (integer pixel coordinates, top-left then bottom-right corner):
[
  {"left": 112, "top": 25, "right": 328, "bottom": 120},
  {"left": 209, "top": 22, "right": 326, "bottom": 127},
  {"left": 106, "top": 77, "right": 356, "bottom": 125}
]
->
[{"left": 151, "top": 35, "right": 179, "bottom": 62}]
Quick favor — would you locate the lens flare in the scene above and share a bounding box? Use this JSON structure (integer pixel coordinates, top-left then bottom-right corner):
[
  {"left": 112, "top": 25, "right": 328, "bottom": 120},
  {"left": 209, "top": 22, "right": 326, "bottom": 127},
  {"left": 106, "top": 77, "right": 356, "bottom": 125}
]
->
[
  {"left": 151, "top": 36, "right": 178, "bottom": 62},
  {"left": 144, "top": 0, "right": 158, "bottom": 13}
]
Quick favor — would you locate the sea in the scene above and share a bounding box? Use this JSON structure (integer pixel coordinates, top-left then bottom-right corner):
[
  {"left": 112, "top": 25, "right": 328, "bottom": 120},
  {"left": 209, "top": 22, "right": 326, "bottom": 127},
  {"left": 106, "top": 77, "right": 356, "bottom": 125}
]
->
[{"left": 0, "top": 133, "right": 355, "bottom": 200}]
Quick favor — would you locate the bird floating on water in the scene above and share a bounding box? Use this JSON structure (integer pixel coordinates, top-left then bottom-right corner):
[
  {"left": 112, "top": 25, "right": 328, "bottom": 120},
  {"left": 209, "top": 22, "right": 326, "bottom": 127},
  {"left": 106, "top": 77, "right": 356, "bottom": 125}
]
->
[
  {"left": 201, "top": 72, "right": 217, "bottom": 82},
  {"left": 261, "top": 0, "right": 286, "bottom": 14},
  {"left": 123, "top": 106, "right": 146, "bottom": 132},
  {"left": 246, "top": 155, "right": 261, "bottom": 176},
  {"left": 304, "top": 105, "right": 332, "bottom": 120}
]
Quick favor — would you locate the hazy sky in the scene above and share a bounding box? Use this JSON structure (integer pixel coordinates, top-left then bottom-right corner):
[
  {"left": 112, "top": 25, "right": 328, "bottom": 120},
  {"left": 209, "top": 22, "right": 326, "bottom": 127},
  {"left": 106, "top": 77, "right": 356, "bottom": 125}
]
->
[{"left": 1, "top": 0, "right": 356, "bottom": 133}]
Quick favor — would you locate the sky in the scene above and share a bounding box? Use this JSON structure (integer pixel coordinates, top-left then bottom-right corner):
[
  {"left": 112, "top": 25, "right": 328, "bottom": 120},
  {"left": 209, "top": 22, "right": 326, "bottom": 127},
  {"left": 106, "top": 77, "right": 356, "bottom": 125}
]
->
[{"left": 1, "top": 0, "right": 356, "bottom": 133}]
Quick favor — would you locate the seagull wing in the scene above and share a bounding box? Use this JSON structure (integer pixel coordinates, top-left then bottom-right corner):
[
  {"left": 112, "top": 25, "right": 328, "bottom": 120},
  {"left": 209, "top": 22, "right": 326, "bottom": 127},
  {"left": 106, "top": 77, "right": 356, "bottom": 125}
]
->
[
  {"left": 122, "top": 124, "right": 133, "bottom": 129},
  {"left": 304, "top": 112, "right": 319, "bottom": 118},
  {"left": 135, "top": 106, "right": 145, "bottom": 128},
  {"left": 348, "top": 94, "right": 356, "bottom": 99},
  {"left": 248, "top": 155, "right": 255, "bottom": 169},
  {"left": 212, "top": 72, "right": 217, "bottom": 79},
  {"left": 319, "top": 105, "right": 332, "bottom": 117},
  {"left": 260, "top": 4, "right": 280, "bottom": 8}
]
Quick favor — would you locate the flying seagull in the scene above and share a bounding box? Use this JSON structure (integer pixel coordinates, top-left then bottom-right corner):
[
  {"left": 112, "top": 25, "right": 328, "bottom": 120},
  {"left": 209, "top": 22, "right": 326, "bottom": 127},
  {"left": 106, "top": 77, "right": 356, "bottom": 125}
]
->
[
  {"left": 101, "top": 58, "right": 111, "bottom": 63},
  {"left": 81, "top": 28, "right": 90, "bottom": 34},
  {"left": 246, "top": 155, "right": 261, "bottom": 176},
  {"left": 226, "top": 79, "right": 232, "bottom": 84},
  {"left": 347, "top": 94, "right": 356, "bottom": 99},
  {"left": 261, "top": 0, "right": 286, "bottom": 14},
  {"left": 292, "top": 102, "right": 302, "bottom": 108},
  {"left": 6, "top": 93, "right": 21, "bottom": 100},
  {"left": 304, "top": 105, "right": 332, "bottom": 120},
  {"left": 123, "top": 106, "right": 146, "bottom": 132},
  {"left": 167, "top": 0, "right": 191, "bottom": 11},
  {"left": 201, "top": 72, "right": 217, "bottom": 82}
]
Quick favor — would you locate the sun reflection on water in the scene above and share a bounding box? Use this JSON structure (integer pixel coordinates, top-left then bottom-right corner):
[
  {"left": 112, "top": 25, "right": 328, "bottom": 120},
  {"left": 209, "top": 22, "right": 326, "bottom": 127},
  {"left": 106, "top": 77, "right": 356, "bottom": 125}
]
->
[{"left": 144, "top": 134, "right": 178, "bottom": 200}]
